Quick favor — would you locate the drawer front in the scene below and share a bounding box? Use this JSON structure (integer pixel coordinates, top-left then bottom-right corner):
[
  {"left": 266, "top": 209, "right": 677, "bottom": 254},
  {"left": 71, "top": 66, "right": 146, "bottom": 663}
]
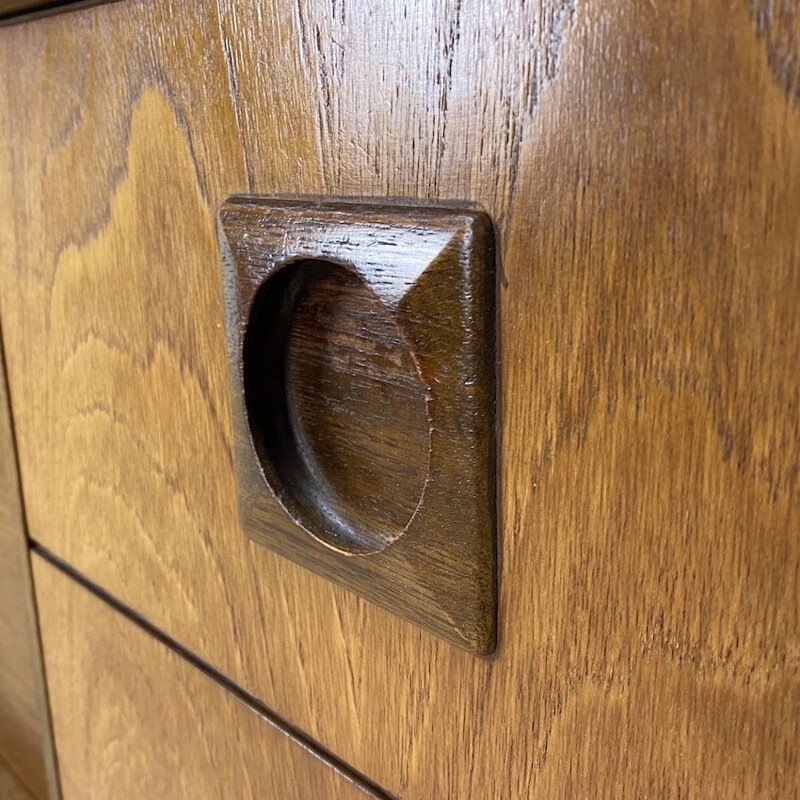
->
[
  {"left": 32, "top": 556, "right": 381, "bottom": 800},
  {"left": 1, "top": 0, "right": 799, "bottom": 798}
]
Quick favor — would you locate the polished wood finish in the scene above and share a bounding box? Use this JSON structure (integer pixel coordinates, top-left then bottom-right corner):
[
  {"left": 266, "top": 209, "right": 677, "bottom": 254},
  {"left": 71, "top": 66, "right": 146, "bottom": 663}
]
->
[
  {"left": 0, "top": 346, "right": 56, "bottom": 798},
  {"left": 221, "top": 197, "right": 496, "bottom": 653},
  {"left": 0, "top": 0, "right": 798, "bottom": 797},
  {"left": 31, "top": 555, "right": 383, "bottom": 800}
]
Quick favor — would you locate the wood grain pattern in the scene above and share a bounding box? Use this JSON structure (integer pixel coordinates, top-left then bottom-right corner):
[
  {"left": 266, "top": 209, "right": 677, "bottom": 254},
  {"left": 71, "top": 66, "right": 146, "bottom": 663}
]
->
[
  {"left": 31, "top": 554, "right": 383, "bottom": 800},
  {"left": 0, "top": 0, "right": 798, "bottom": 797},
  {"left": 0, "top": 341, "right": 56, "bottom": 798},
  {"left": 220, "top": 197, "right": 496, "bottom": 653},
  {"left": 748, "top": 0, "right": 800, "bottom": 105},
  {"left": 280, "top": 263, "right": 429, "bottom": 549}
]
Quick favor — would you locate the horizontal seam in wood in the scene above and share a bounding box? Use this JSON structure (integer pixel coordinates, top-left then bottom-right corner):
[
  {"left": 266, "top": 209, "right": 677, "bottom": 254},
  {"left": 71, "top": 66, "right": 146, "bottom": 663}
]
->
[{"left": 30, "top": 542, "right": 396, "bottom": 800}]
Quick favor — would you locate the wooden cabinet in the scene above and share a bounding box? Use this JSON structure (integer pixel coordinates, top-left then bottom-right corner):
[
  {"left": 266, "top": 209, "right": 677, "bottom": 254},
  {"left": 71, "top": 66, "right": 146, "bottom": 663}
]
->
[{"left": 0, "top": 0, "right": 799, "bottom": 797}]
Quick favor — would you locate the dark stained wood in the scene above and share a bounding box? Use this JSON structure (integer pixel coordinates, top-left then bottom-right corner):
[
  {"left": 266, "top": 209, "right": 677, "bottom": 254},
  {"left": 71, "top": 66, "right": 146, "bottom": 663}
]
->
[
  {"left": 31, "top": 553, "right": 388, "bottom": 800},
  {"left": 0, "top": 0, "right": 63, "bottom": 12},
  {"left": 0, "top": 339, "right": 59, "bottom": 799},
  {"left": 0, "top": 0, "right": 799, "bottom": 797},
  {"left": 220, "top": 197, "right": 497, "bottom": 654},
  {"left": 283, "top": 262, "right": 429, "bottom": 547},
  {"left": 245, "top": 258, "right": 430, "bottom": 554},
  {"left": 0, "top": 1, "right": 115, "bottom": 26}
]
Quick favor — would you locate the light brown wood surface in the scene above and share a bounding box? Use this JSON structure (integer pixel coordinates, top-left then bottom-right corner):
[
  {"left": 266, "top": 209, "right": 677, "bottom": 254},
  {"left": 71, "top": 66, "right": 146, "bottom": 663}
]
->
[
  {"left": 31, "top": 555, "right": 381, "bottom": 800},
  {"left": 0, "top": 0, "right": 798, "bottom": 797},
  {"left": 0, "top": 344, "right": 54, "bottom": 797}
]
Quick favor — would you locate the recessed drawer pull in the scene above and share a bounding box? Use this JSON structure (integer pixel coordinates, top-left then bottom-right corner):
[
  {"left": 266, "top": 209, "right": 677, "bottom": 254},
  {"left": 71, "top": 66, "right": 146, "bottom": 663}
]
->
[{"left": 219, "top": 197, "right": 497, "bottom": 654}]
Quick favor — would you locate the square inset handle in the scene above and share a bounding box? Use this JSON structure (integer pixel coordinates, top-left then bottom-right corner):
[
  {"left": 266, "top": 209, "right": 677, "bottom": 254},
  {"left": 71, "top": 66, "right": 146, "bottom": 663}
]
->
[{"left": 219, "top": 197, "right": 497, "bottom": 654}]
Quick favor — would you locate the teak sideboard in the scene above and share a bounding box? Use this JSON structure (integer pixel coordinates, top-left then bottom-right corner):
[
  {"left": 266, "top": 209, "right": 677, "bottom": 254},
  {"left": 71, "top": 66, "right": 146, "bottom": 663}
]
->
[{"left": 0, "top": 0, "right": 799, "bottom": 797}]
